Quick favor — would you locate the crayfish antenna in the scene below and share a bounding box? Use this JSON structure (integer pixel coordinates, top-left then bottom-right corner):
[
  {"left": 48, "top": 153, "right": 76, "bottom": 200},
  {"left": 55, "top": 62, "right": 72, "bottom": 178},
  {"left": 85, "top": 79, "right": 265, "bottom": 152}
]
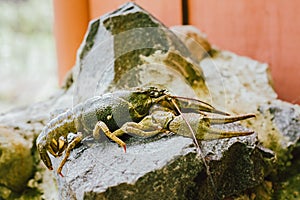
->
[
  {"left": 204, "top": 113, "right": 255, "bottom": 124},
  {"left": 170, "top": 98, "right": 218, "bottom": 195}
]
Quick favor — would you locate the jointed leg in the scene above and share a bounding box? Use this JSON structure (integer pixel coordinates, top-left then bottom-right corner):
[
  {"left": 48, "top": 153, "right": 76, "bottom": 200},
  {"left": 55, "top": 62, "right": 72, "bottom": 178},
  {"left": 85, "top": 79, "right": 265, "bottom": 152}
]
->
[
  {"left": 57, "top": 132, "right": 83, "bottom": 176},
  {"left": 92, "top": 118, "right": 164, "bottom": 152},
  {"left": 93, "top": 121, "right": 127, "bottom": 151},
  {"left": 118, "top": 116, "right": 163, "bottom": 137},
  {"left": 117, "top": 122, "right": 163, "bottom": 138}
]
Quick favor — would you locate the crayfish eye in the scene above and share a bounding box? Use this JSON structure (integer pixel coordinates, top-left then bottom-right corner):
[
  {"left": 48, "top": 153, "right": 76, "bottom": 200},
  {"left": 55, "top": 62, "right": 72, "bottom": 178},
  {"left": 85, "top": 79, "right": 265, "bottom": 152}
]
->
[{"left": 149, "top": 88, "right": 160, "bottom": 98}]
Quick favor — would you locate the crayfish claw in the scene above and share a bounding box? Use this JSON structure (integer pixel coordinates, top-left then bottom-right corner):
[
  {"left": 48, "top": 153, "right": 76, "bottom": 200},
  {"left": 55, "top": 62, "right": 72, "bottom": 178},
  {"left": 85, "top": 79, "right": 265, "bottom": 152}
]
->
[
  {"left": 200, "top": 113, "right": 256, "bottom": 139},
  {"left": 210, "top": 109, "right": 230, "bottom": 116},
  {"left": 37, "top": 143, "right": 54, "bottom": 171},
  {"left": 202, "top": 126, "right": 255, "bottom": 140},
  {"left": 204, "top": 113, "right": 255, "bottom": 124}
]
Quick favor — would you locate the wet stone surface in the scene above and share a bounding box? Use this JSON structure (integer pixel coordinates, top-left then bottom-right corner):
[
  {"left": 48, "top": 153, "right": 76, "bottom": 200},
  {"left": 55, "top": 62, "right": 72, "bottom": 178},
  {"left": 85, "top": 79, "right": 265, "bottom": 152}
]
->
[{"left": 54, "top": 129, "right": 272, "bottom": 200}]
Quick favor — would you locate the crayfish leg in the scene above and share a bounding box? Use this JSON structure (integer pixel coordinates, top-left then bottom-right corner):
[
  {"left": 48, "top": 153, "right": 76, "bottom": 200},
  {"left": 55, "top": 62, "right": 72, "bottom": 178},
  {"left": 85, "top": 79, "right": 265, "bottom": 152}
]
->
[
  {"left": 93, "top": 121, "right": 127, "bottom": 152},
  {"left": 57, "top": 132, "right": 83, "bottom": 176}
]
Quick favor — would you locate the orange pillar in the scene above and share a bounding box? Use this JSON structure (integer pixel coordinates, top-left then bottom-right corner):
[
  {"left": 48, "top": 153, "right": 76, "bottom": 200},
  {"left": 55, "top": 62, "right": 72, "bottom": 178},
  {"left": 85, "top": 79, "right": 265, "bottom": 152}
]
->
[
  {"left": 189, "top": 0, "right": 300, "bottom": 104},
  {"left": 53, "top": 0, "right": 90, "bottom": 84}
]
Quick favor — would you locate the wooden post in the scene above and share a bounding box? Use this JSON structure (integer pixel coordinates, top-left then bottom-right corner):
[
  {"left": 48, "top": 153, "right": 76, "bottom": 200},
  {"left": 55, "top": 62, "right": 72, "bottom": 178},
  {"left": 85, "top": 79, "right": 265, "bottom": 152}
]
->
[
  {"left": 188, "top": 0, "right": 300, "bottom": 104},
  {"left": 53, "top": 0, "right": 90, "bottom": 85}
]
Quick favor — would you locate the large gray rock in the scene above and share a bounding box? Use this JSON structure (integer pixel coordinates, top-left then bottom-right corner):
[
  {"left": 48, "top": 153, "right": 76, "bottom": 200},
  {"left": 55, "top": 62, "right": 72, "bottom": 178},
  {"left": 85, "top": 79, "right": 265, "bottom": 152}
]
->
[
  {"left": 55, "top": 126, "right": 272, "bottom": 200},
  {"left": 170, "top": 25, "right": 212, "bottom": 62},
  {"left": 49, "top": 3, "right": 274, "bottom": 200},
  {"left": 72, "top": 2, "right": 208, "bottom": 104}
]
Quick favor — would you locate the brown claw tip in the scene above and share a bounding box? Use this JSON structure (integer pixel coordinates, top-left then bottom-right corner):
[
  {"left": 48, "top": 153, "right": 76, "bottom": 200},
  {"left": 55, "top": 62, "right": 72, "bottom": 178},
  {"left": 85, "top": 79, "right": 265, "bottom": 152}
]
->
[
  {"left": 123, "top": 145, "right": 127, "bottom": 153},
  {"left": 59, "top": 172, "right": 64, "bottom": 177},
  {"left": 243, "top": 130, "right": 255, "bottom": 136},
  {"left": 49, "top": 166, "right": 53, "bottom": 170}
]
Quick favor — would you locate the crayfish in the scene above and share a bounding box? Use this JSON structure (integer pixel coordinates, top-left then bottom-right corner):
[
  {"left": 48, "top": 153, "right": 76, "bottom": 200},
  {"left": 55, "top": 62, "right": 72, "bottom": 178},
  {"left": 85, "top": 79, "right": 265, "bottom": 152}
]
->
[{"left": 36, "top": 87, "right": 255, "bottom": 176}]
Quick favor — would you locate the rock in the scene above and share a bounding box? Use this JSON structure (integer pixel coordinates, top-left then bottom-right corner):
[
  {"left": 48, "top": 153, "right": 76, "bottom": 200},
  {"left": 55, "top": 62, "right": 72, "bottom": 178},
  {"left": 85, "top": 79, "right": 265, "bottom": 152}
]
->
[
  {"left": 200, "top": 50, "right": 277, "bottom": 113},
  {"left": 0, "top": 91, "right": 73, "bottom": 199},
  {"left": 46, "top": 3, "right": 274, "bottom": 199},
  {"left": 254, "top": 100, "right": 300, "bottom": 200},
  {"left": 199, "top": 136, "right": 274, "bottom": 199},
  {"left": 55, "top": 125, "right": 272, "bottom": 200},
  {"left": 57, "top": 136, "right": 201, "bottom": 199},
  {"left": 198, "top": 47, "right": 300, "bottom": 162},
  {"left": 197, "top": 42, "right": 300, "bottom": 199},
  {"left": 255, "top": 100, "right": 300, "bottom": 150},
  {"left": 0, "top": 127, "right": 33, "bottom": 195},
  {"left": 72, "top": 2, "right": 208, "bottom": 104},
  {"left": 170, "top": 25, "right": 212, "bottom": 61}
]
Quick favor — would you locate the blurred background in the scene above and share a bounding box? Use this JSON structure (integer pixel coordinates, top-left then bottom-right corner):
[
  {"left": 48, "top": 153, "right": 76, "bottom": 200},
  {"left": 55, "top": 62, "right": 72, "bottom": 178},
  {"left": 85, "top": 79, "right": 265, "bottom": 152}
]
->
[
  {"left": 0, "top": 0, "right": 299, "bottom": 114},
  {"left": 0, "top": 0, "right": 57, "bottom": 113}
]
